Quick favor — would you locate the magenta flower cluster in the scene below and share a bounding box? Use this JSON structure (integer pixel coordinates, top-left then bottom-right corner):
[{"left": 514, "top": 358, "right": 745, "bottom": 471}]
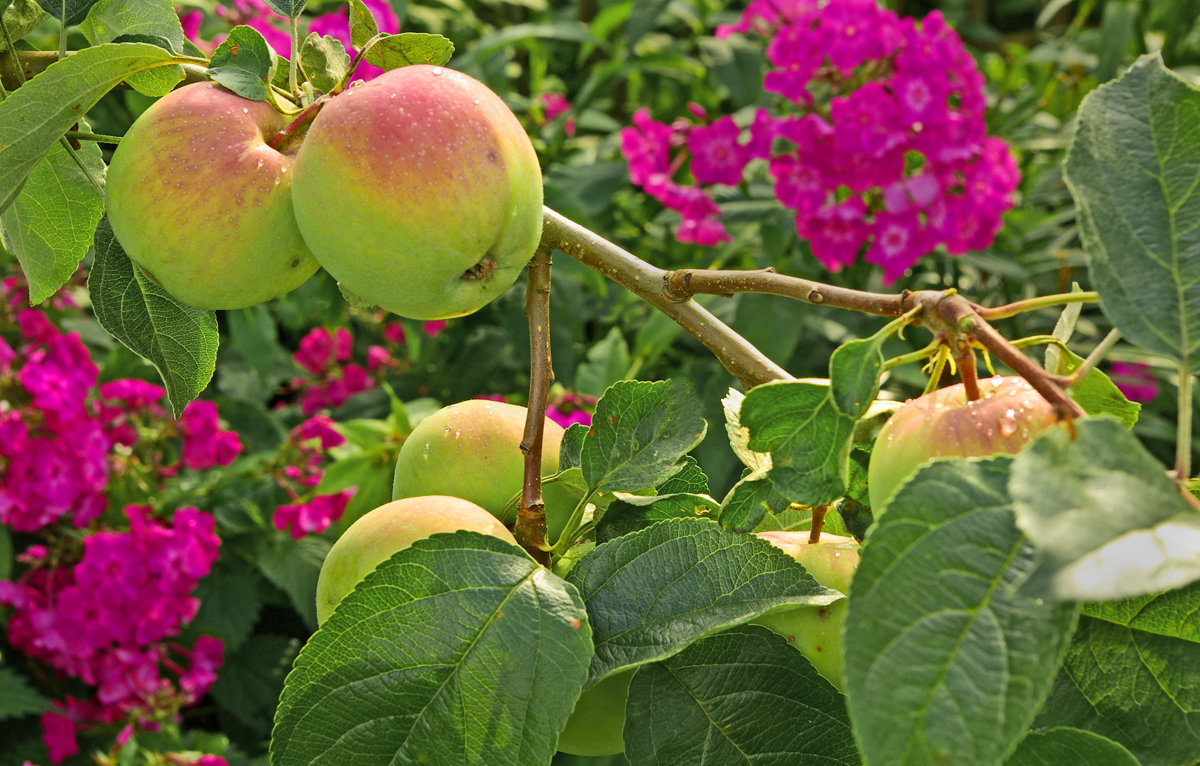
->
[
  {"left": 620, "top": 0, "right": 1019, "bottom": 282},
  {"left": 292, "top": 326, "right": 375, "bottom": 414},
  {"left": 0, "top": 507, "right": 223, "bottom": 760},
  {"left": 272, "top": 415, "right": 355, "bottom": 539}
]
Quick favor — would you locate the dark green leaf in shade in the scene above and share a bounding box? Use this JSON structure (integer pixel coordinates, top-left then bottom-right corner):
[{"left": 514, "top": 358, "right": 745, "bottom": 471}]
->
[
  {"left": 361, "top": 32, "right": 454, "bottom": 71},
  {"left": 0, "top": 42, "right": 178, "bottom": 212},
  {"left": 1054, "top": 346, "right": 1139, "bottom": 427},
  {"left": 576, "top": 326, "right": 630, "bottom": 398},
  {"left": 739, "top": 380, "right": 856, "bottom": 506},
  {"left": 1032, "top": 583, "right": 1200, "bottom": 766},
  {"left": 834, "top": 448, "right": 873, "bottom": 541},
  {"left": 270, "top": 532, "right": 592, "bottom": 766},
  {"left": 0, "top": 666, "right": 48, "bottom": 721},
  {"left": 212, "top": 634, "right": 301, "bottom": 745},
  {"left": 1, "top": 1, "right": 50, "bottom": 53},
  {"left": 208, "top": 25, "right": 278, "bottom": 101},
  {"left": 598, "top": 490, "right": 719, "bottom": 541},
  {"left": 830, "top": 337, "right": 885, "bottom": 418},
  {"left": 718, "top": 470, "right": 790, "bottom": 533},
  {"left": 298, "top": 33, "right": 349, "bottom": 93},
  {"left": 580, "top": 379, "right": 708, "bottom": 494},
  {"left": 1064, "top": 54, "right": 1200, "bottom": 369},
  {"left": 844, "top": 458, "right": 1079, "bottom": 766},
  {"left": 0, "top": 525, "right": 11, "bottom": 581},
  {"left": 79, "top": 0, "right": 185, "bottom": 52},
  {"left": 1011, "top": 417, "right": 1200, "bottom": 600},
  {"left": 34, "top": 0, "right": 99, "bottom": 25},
  {"left": 347, "top": 0, "right": 377, "bottom": 49},
  {"left": 566, "top": 517, "right": 839, "bottom": 686},
  {"left": 187, "top": 558, "right": 264, "bottom": 652},
  {"left": 1004, "top": 728, "right": 1140, "bottom": 766},
  {"left": 0, "top": 139, "right": 104, "bottom": 304},
  {"left": 624, "top": 626, "right": 861, "bottom": 766},
  {"left": 261, "top": 0, "right": 308, "bottom": 18},
  {"left": 256, "top": 535, "right": 329, "bottom": 631},
  {"left": 88, "top": 218, "right": 219, "bottom": 416},
  {"left": 559, "top": 422, "right": 588, "bottom": 471}
]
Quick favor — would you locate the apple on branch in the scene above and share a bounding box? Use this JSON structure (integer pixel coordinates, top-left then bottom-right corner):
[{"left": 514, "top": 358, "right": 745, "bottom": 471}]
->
[
  {"left": 105, "top": 82, "right": 319, "bottom": 309},
  {"left": 290, "top": 65, "right": 544, "bottom": 320}
]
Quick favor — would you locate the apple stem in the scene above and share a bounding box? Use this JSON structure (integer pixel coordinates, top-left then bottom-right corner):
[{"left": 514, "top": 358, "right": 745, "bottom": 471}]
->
[
  {"left": 807, "top": 505, "right": 828, "bottom": 544},
  {"left": 956, "top": 342, "right": 980, "bottom": 401},
  {"left": 513, "top": 245, "right": 554, "bottom": 563},
  {"left": 267, "top": 96, "right": 328, "bottom": 152}
]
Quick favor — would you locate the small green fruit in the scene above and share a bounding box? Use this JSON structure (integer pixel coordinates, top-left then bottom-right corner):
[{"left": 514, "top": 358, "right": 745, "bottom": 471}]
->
[
  {"left": 105, "top": 82, "right": 318, "bottom": 309},
  {"left": 556, "top": 669, "right": 634, "bottom": 756},
  {"left": 752, "top": 531, "right": 860, "bottom": 689},
  {"left": 290, "top": 65, "right": 543, "bottom": 320},
  {"left": 868, "top": 376, "right": 1061, "bottom": 512},
  {"left": 392, "top": 400, "right": 564, "bottom": 523},
  {"left": 315, "top": 495, "right": 516, "bottom": 625}
]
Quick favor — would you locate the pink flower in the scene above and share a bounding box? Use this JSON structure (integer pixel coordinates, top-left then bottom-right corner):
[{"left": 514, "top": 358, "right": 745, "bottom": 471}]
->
[
  {"left": 41, "top": 708, "right": 78, "bottom": 764},
  {"left": 688, "top": 116, "right": 750, "bottom": 186},
  {"left": 273, "top": 490, "right": 354, "bottom": 539},
  {"left": 177, "top": 401, "right": 242, "bottom": 470},
  {"left": 1109, "top": 362, "right": 1159, "bottom": 403},
  {"left": 422, "top": 320, "right": 447, "bottom": 337}
]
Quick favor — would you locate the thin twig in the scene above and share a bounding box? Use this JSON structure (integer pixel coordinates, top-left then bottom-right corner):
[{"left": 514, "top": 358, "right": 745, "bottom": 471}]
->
[
  {"left": 540, "top": 208, "right": 792, "bottom": 388},
  {"left": 662, "top": 267, "right": 906, "bottom": 317},
  {"left": 1066, "top": 329, "right": 1121, "bottom": 386},
  {"left": 513, "top": 246, "right": 553, "bottom": 564},
  {"left": 976, "top": 291, "right": 1100, "bottom": 320},
  {"left": 65, "top": 130, "right": 122, "bottom": 144}
]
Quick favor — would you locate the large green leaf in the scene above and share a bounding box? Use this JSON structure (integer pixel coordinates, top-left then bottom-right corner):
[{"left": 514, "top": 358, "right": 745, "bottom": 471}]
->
[
  {"left": 1011, "top": 417, "right": 1200, "bottom": 600},
  {"left": 1033, "top": 583, "right": 1200, "bottom": 766},
  {"left": 208, "top": 25, "right": 278, "bottom": 101},
  {"left": 261, "top": 0, "right": 308, "bottom": 18},
  {"left": 0, "top": 139, "right": 104, "bottom": 304},
  {"left": 829, "top": 336, "right": 885, "bottom": 419},
  {"left": 580, "top": 379, "right": 708, "bottom": 493},
  {"left": 844, "top": 458, "right": 1079, "bottom": 766},
  {"left": 78, "top": 0, "right": 184, "bottom": 51},
  {"left": 624, "top": 626, "right": 861, "bottom": 765},
  {"left": 256, "top": 535, "right": 329, "bottom": 631},
  {"left": 298, "top": 33, "right": 349, "bottom": 93},
  {"left": 739, "top": 380, "right": 856, "bottom": 506},
  {"left": 566, "top": 517, "right": 839, "bottom": 685},
  {"left": 361, "top": 32, "right": 454, "bottom": 71},
  {"left": 88, "top": 217, "right": 219, "bottom": 416},
  {"left": 1, "top": 1, "right": 49, "bottom": 53},
  {"left": 0, "top": 666, "right": 47, "bottom": 721},
  {"left": 0, "top": 42, "right": 179, "bottom": 211},
  {"left": 270, "top": 532, "right": 591, "bottom": 766},
  {"left": 1064, "top": 54, "right": 1200, "bottom": 369},
  {"left": 34, "top": 0, "right": 99, "bottom": 25}
]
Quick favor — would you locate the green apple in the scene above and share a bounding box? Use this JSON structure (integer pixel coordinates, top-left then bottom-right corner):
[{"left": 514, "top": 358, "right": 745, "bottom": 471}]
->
[
  {"left": 105, "top": 82, "right": 318, "bottom": 309},
  {"left": 290, "top": 65, "right": 543, "bottom": 320},
  {"left": 556, "top": 669, "right": 634, "bottom": 756},
  {"left": 868, "top": 375, "right": 1061, "bottom": 512},
  {"left": 752, "top": 531, "right": 860, "bottom": 689},
  {"left": 392, "top": 400, "right": 564, "bottom": 524},
  {"left": 315, "top": 495, "right": 516, "bottom": 625}
]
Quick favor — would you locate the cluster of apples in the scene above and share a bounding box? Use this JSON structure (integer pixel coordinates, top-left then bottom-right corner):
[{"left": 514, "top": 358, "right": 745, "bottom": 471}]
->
[{"left": 104, "top": 65, "right": 543, "bottom": 319}]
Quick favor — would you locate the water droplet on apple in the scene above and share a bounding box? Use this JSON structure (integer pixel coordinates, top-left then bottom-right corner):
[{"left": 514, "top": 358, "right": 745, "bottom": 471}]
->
[
  {"left": 999, "top": 413, "right": 1017, "bottom": 437},
  {"left": 431, "top": 67, "right": 443, "bottom": 76},
  {"left": 242, "top": 108, "right": 249, "bottom": 113}
]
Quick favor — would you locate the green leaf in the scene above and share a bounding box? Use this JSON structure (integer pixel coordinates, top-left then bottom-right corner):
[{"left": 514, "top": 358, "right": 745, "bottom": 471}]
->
[
  {"left": 624, "top": 626, "right": 861, "bottom": 766},
  {"left": 0, "top": 139, "right": 104, "bottom": 304},
  {"left": 270, "top": 532, "right": 591, "bottom": 766},
  {"left": 566, "top": 517, "right": 839, "bottom": 685},
  {"left": 361, "top": 32, "right": 454, "bottom": 71},
  {"left": 212, "top": 633, "right": 301, "bottom": 744},
  {"left": 34, "top": 0, "right": 99, "bottom": 25},
  {"left": 718, "top": 470, "right": 790, "bottom": 533},
  {"left": 722, "top": 388, "right": 771, "bottom": 473},
  {"left": 844, "top": 458, "right": 1079, "bottom": 766},
  {"left": 1011, "top": 417, "right": 1200, "bottom": 600},
  {"left": 580, "top": 379, "right": 708, "bottom": 494},
  {"left": 79, "top": 0, "right": 184, "bottom": 52},
  {"left": 1032, "top": 584, "right": 1200, "bottom": 766},
  {"left": 298, "top": 32, "right": 349, "bottom": 93},
  {"left": 1055, "top": 347, "right": 1139, "bottom": 427},
  {"left": 576, "top": 326, "right": 630, "bottom": 398},
  {"left": 0, "top": 41, "right": 178, "bottom": 212},
  {"left": 256, "top": 534, "right": 329, "bottom": 631},
  {"left": 88, "top": 218, "right": 218, "bottom": 416},
  {"left": 208, "top": 25, "right": 278, "bottom": 101},
  {"left": 261, "top": 0, "right": 308, "bottom": 18},
  {"left": 0, "top": 524, "right": 11, "bottom": 581},
  {"left": 1064, "top": 54, "right": 1200, "bottom": 370},
  {"left": 1, "top": 1, "right": 50, "bottom": 53},
  {"left": 347, "top": 0, "right": 377, "bottom": 49},
  {"left": 739, "top": 380, "right": 856, "bottom": 506},
  {"left": 0, "top": 666, "right": 48, "bottom": 721},
  {"left": 658, "top": 455, "right": 709, "bottom": 495},
  {"left": 599, "top": 490, "right": 719, "bottom": 539},
  {"left": 187, "top": 558, "right": 264, "bottom": 652},
  {"left": 1005, "top": 728, "right": 1140, "bottom": 766},
  {"left": 559, "top": 422, "right": 588, "bottom": 471},
  {"left": 830, "top": 337, "right": 885, "bottom": 418}
]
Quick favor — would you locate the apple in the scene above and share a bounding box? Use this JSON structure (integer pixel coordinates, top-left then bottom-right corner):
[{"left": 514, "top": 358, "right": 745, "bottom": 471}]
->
[
  {"left": 752, "top": 531, "right": 859, "bottom": 690},
  {"left": 105, "top": 82, "right": 319, "bottom": 309},
  {"left": 556, "top": 668, "right": 634, "bottom": 756},
  {"left": 315, "top": 495, "right": 517, "bottom": 625},
  {"left": 392, "top": 400, "right": 564, "bottom": 524},
  {"left": 290, "top": 65, "right": 544, "bottom": 320},
  {"left": 867, "top": 376, "right": 1061, "bottom": 512}
]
